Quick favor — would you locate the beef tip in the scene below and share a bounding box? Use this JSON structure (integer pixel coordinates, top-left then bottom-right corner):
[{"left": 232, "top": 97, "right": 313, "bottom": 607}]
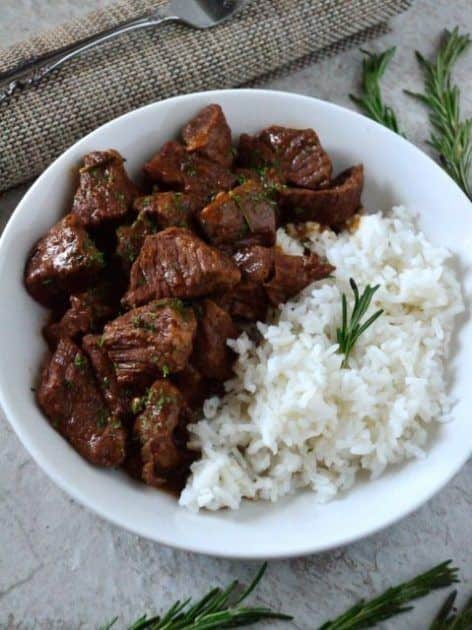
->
[
  {"left": 43, "top": 283, "right": 119, "bottom": 348},
  {"left": 234, "top": 166, "right": 284, "bottom": 196},
  {"left": 264, "top": 251, "right": 334, "bottom": 305},
  {"left": 215, "top": 280, "right": 269, "bottom": 322},
  {"left": 172, "top": 363, "right": 216, "bottom": 408},
  {"left": 101, "top": 299, "right": 197, "bottom": 387},
  {"left": 82, "top": 334, "right": 129, "bottom": 418},
  {"left": 181, "top": 104, "right": 233, "bottom": 167},
  {"left": 123, "top": 228, "right": 241, "bottom": 309},
  {"left": 279, "top": 164, "right": 364, "bottom": 227},
  {"left": 72, "top": 150, "right": 139, "bottom": 228},
  {"left": 134, "top": 191, "right": 203, "bottom": 229},
  {"left": 238, "top": 126, "right": 332, "bottom": 190},
  {"left": 143, "top": 141, "right": 236, "bottom": 198},
  {"left": 37, "top": 338, "right": 126, "bottom": 466},
  {"left": 198, "top": 181, "right": 277, "bottom": 247},
  {"left": 133, "top": 380, "right": 190, "bottom": 487},
  {"left": 232, "top": 245, "right": 274, "bottom": 283},
  {"left": 116, "top": 192, "right": 204, "bottom": 272},
  {"left": 191, "top": 300, "right": 238, "bottom": 380},
  {"left": 116, "top": 212, "right": 158, "bottom": 272},
  {"left": 25, "top": 214, "right": 105, "bottom": 307}
]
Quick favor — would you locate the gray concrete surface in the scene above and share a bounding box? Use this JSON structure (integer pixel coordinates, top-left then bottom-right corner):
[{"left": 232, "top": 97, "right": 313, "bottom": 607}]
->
[{"left": 0, "top": 1, "right": 471, "bottom": 628}]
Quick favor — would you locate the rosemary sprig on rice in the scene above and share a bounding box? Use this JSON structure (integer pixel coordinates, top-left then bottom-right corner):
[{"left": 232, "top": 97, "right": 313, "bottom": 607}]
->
[{"left": 336, "top": 278, "right": 384, "bottom": 368}]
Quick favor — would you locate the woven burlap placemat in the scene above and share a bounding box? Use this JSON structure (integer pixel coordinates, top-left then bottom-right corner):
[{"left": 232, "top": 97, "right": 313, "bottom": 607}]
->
[{"left": 0, "top": 0, "right": 412, "bottom": 192}]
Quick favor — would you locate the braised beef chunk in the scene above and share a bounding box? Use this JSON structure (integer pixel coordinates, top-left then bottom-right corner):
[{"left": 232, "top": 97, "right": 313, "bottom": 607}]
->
[
  {"left": 216, "top": 280, "right": 269, "bottom": 322},
  {"left": 123, "top": 228, "right": 241, "bottom": 308},
  {"left": 279, "top": 164, "right": 364, "bottom": 226},
  {"left": 232, "top": 245, "right": 274, "bottom": 283},
  {"left": 101, "top": 299, "right": 196, "bottom": 387},
  {"left": 134, "top": 192, "right": 202, "bottom": 229},
  {"left": 116, "top": 212, "right": 158, "bottom": 272},
  {"left": 182, "top": 104, "right": 233, "bottom": 167},
  {"left": 116, "top": 192, "right": 204, "bottom": 272},
  {"left": 25, "top": 214, "right": 105, "bottom": 307},
  {"left": 43, "top": 283, "right": 119, "bottom": 348},
  {"left": 82, "top": 334, "right": 129, "bottom": 419},
  {"left": 191, "top": 300, "right": 238, "bottom": 380},
  {"left": 173, "top": 363, "right": 213, "bottom": 408},
  {"left": 264, "top": 251, "right": 334, "bottom": 305},
  {"left": 143, "top": 141, "right": 236, "bottom": 198},
  {"left": 133, "top": 380, "right": 190, "bottom": 486},
  {"left": 234, "top": 166, "right": 285, "bottom": 197},
  {"left": 238, "top": 126, "right": 332, "bottom": 190},
  {"left": 37, "top": 338, "right": 126, "bottom": 466},
  {"left": 198, "top": 181, "right": 277, "bottom": 247},
  {"left": 72, "top": 150, "right": 139, "bottom": 228}
]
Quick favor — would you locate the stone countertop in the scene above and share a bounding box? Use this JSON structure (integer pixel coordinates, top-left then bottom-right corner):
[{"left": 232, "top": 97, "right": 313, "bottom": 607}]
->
[{"left": 0, "top": 1, "right": 471, "bottom": 628}]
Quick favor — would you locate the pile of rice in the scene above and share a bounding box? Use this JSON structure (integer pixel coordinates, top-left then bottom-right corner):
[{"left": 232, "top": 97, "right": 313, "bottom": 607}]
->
[{"left": 179, "top": 206, "right": 463, "bottom": 511}]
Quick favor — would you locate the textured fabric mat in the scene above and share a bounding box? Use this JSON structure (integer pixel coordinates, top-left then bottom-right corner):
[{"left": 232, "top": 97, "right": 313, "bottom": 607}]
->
[{"left": 0, "top": 0, "right": 412, "bottom": 192}]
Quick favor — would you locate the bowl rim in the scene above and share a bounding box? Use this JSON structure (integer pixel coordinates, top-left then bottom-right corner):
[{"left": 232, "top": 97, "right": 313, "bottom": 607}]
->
[{"left": 1, "top": 88, "right": 470, "bottom": 559}]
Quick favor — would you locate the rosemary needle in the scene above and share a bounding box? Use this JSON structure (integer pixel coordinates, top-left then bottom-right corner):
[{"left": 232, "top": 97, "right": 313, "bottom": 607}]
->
[
  {"left": 430, "top": 590, "right": 472, "bottom": 629},
  {"left": 350, "top": 47, "right": 403, "bottom": 134},
  {"left": 99, "top": 563, "right": 292, "bottom": 630},
  {"left": 406, "top": 27, "right": 472, "bottom": 199},
  {"left": 336, "top": 278, "right": 384, "bottom": 368},
  {"left": 319, "top": 560, "right": 459, "bottom": 630}
]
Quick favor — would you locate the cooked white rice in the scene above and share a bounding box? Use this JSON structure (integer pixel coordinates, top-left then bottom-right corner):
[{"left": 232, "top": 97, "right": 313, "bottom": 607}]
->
[{"left": 179, "top": 206, "right": 463, "bottom": 511}]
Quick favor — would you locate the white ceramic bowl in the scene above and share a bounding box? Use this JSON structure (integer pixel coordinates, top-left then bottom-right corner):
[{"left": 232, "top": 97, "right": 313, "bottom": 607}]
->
[{"left": 0, "top": 90, "right": 470, "bottom": 559}]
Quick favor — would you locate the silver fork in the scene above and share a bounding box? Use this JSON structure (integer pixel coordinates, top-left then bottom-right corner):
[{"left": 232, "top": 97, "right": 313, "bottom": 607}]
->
[{"left": 0, "top": 0, "right": 247, "bottom": 104}]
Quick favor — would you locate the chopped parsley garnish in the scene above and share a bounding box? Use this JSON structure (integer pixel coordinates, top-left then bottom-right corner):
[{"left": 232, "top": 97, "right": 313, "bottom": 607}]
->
[
  {"left": 73, "top": 353, "right": 87, "bottom": 370},
  {"left": 96, "top": 408, "right": 109, "bottom": 428}
]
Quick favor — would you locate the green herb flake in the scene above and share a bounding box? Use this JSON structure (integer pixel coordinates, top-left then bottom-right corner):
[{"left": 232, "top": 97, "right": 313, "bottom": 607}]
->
[
  {"left": 64, "top": 378, "right": 75, "bottom": 391},
  {"left": 73, "top": 353, "right": 87, "bottom": 370},
  {"left": 131, "top": 397, "right": 144, "bottom": 415},
  {"left": 161, "top": 364, "right": 170, "bottom": 378},
  {"left": 96, "top": 408, "right": 109, "bottom": 428}
]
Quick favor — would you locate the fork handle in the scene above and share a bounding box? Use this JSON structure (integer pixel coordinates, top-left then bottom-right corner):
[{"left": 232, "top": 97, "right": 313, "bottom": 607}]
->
[{"left": 0, "top": 12, "right": 178, "bottom": 105}]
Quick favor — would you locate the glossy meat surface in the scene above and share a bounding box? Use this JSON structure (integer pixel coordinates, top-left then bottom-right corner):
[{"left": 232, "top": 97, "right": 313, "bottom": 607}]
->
[
  {"left": 25, "top": 214, "right": 104, "bottom": 307},
  {"left": 43, "top": 283, "right": 119, "bottom": 348},
  {"left": 143, "top": 141, "right": 236, "bottom": 198},
  {"left": 232, "top": 245, "right": 274, "bottom": 283},
  {"left": 279, "top": 164, "right": 364, "bottom": 226},
  {"left": 191, "top": 299, "right": 238, "bottom": 380},
  {"left": 182, "top": 104, "right": 233, "bottom": 167},
  {"left": 123, "top": 228, "right": 241, "bottom": 308},
  {"left": 133, "top": 380, "right": 189, "bottom": 487},
  {"left": 198, "top": 181, "right": 277, "bottom": 247},
  {"left": 238, "top": 126, "right": 332, "bottom": 189},
  {"left": 264, "top": 250, "right": 334, "bottom": 305},
  {"left": 72, "top": 150, "right": 139, "bottom": 228},
  {"left": 37, "top": 338, "right": 126, "bottom": 466},
  {"left": 134, "top": 192, "right": 202, "bottom": 229},
  {"left": 83, "top": 334, "right": 129, "bottom": 419},
  {"left": 101, "top": 299, "right": 197, "bottom": 387}
]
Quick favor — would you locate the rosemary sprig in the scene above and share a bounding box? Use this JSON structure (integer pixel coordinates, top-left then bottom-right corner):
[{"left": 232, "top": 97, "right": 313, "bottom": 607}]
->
[
  {"left": 336, "top": 278, "right": 383, "bottom": 368},
  {"left": 430, "top": 590, "right": 472, "bottom": 629},
  {"left": 406, "top": 27, "right": 472, "bottom": 199},
  {"left": 350, "top": 47, "right": 402, "bottom": 133},
  {"left": 319, "top": 560, "right": 459, "bottom": 630},
  {"left": 99, "top": 563, "right": 292, "bottom": 630}
]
